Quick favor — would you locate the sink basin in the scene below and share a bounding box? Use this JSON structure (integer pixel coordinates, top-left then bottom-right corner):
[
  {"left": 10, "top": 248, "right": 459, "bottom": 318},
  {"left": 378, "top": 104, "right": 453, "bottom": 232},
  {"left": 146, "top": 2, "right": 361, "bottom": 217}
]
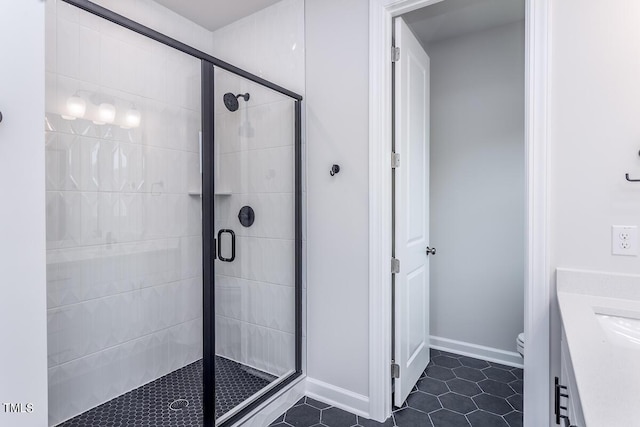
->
[{"left": 595, "top": 308, "right": 640, "bottom": 349}]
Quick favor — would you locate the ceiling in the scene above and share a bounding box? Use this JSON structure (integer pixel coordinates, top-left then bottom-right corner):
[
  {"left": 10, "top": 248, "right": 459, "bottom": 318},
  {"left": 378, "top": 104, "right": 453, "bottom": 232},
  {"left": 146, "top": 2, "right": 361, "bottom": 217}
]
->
[
  {"left": 403, "top": 0, "right": 525, "bottom": 45},
  {"left": 153, "top": 0, "right": 283, "bottom": 32}
]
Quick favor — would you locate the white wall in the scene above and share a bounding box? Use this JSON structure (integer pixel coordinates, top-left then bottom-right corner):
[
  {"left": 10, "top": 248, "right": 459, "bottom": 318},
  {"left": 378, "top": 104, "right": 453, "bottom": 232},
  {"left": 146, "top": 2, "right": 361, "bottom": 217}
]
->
[
  {"left": 428, "top": 21, "right": 525, "bottom": 357},
  {"left": 548, "top": 0, "right": 640, "bottom": 411},
  {"left": 0, "top": 1, "right": 48, "bottom": 427},
  {"left": 305, "top": 0, "right": 371, "bottom": 403},
  {"left": 549, "top": 1, "right": 640, "bottom": 275}
]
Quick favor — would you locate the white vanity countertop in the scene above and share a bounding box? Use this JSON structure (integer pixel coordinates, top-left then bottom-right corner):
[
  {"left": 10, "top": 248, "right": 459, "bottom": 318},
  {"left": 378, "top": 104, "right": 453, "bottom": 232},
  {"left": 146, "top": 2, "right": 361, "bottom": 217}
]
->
[{"left": 557, "top": 268, "right": 640, "bottom": 427}]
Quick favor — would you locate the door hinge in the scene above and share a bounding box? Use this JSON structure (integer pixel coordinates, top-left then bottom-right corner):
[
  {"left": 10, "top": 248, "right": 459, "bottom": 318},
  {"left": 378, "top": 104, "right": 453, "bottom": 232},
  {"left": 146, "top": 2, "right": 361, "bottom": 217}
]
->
[
  {"left": 392, "top": 47, "right": 400, "bottom": 62},
  {"left": 391, "top": 363, "right": 400, "bottom": 379},
  {"left": 391, "top": 152, "right": 400, "bottom": 168},
  {"left": 391, "top": 258, "right": 400, "bottom": 274}
]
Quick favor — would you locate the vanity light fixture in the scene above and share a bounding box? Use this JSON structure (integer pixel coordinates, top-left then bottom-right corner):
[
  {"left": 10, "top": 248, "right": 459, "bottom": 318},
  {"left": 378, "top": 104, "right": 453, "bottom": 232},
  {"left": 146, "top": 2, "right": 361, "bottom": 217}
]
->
[
  {"left": 59, "top": 91, "right": 142, "bottom": 128},
  {"left": 94, "top": 102, "right": 116, "bottom": 125},
  {"left": 61, "top": 95, "right": 87, "bottom": 120},
  {"left": 122, "top": 107, "right": 141, "bottom": 129}
]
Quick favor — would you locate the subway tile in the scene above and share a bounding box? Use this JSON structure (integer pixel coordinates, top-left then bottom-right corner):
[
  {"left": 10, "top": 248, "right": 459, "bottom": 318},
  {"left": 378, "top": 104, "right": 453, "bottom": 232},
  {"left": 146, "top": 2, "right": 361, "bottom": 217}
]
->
[
  {"left": 180, "top": 235, "right": 202, "bottom": 279},
  {"left": 79, "top": 192, "right": 100, "bottom": 246},
  {"left": 143, "top": 193, "right": 168, "bottom": 240},
  {"left": 118, "top": 193, "right": 144, "bottom": 242},
  {"left": 119, "top": 143, "right": 144, "bottom": 192},
  {"left": 56, "top": 16, "right": 79, "bottom": 79},
  {"left": 167, "top": 150, "right": 187, "bottom": 194},
  {"left": 52, "top": 303, "right": 89, "bottom": 364},
  {"left": 185, "top": 151, "right": 201, "bottom": 192},
  {"left": 55, "top": 352, "right": 105, "bottom": 423},
  {"left": 45, "top": 0, "right": 57, "bottom": 73},
  {"left": 99, "top": 33, "right": 122, "bottom": 90},
  {"left": 142, "top": 102, "right": 169, "bottom": 148},
  {"left": 78, "top": 25, "right": 100, "bottom": 85},
  {"left": 142, "top": 145, "right": 167, "bottom": 193},
  {"left": 45, "top": 73, "right": 58, "bottom": 118},
  {"left": 248, "top": 146, "right": 294, "bottom": 193}
]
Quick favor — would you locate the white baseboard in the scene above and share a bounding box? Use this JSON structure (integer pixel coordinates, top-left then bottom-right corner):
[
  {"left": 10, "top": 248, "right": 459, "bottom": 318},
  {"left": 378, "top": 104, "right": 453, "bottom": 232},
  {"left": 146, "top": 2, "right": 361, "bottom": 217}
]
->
[
  {"left": 430, "top": 336, "right": 524, "bottom": 369},
  {"left": 305, "top": 377, "right": 370, "bottom": 418}
]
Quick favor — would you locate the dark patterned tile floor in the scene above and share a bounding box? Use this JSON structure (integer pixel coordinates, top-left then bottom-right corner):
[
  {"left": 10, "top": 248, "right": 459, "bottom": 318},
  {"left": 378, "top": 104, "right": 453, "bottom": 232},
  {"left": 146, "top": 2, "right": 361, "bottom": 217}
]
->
[
  {"left": 272, "top": 350, "right": 523, "bottom": 427},
  {"left": 58, "top": 356, "right": 276, "bottom": 426},
  {"left": 215, "top": 356, "right": 276, "bottom": 418},
  {"left": 58, "top": 360, "right": 204, "bottom": 427}
]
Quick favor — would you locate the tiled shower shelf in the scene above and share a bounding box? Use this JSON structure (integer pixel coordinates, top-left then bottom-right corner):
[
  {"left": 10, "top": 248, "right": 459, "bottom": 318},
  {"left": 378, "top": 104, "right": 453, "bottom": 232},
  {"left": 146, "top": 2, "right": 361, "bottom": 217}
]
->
[{"left": 214, "top": 191, "right": 232, "bottom": 196}]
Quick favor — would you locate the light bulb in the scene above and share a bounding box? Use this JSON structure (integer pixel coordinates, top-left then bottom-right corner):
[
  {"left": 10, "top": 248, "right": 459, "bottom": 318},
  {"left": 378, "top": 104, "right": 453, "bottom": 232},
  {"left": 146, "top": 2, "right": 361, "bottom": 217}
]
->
[
  {"left": 123, "top": 108, "right": 141, "bottom": 129},
  {"left": 94, "top": 103, "right": 116, "bottom": 125},
  {"left": 62, "top": 96, "right": 86, "bottom": 120}
]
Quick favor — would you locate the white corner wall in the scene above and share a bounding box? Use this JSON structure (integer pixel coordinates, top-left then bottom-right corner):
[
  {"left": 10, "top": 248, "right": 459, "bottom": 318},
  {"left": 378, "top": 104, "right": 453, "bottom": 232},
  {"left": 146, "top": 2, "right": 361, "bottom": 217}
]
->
[
  {"left": 0, "top": 1, "right": 48, "bottom": 427},
  {"left": 428, "top": 21, "right": 525, "bottom": 361},
  {"left": 305, "top": 0, "right": 371, "bottom": 412}
]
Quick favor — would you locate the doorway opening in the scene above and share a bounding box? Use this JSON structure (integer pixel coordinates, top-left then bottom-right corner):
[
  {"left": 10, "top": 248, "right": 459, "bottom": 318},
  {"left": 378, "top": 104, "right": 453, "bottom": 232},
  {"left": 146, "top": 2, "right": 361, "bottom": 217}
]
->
[{"left": 390, "top": 0, "right": 526, "bottom": 425}]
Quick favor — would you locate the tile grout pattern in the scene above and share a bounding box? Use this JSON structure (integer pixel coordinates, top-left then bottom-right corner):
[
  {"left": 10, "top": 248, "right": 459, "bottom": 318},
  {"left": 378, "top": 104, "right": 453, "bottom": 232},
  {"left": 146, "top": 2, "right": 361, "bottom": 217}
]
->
[
  {"left": 214, "top": 356, "right": 277, "bottom": 419},
  {"left": 271, "top": 349, "right": 523, "bottom": 427},
  {"left": 58, "top": 356, "right": 277, "bottom": 426}
]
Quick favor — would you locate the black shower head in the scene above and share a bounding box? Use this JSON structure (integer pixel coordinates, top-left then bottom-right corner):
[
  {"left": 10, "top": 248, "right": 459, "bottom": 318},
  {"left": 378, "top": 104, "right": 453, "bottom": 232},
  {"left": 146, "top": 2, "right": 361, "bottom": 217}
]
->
[{"left": 223, "top": 92, "right": 250, "bottom": 112}]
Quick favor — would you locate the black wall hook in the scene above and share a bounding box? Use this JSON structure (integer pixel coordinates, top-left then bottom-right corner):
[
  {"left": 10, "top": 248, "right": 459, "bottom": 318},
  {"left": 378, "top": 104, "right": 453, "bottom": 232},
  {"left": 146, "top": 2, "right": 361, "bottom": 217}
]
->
[
  {"left": 625, "top": 150, "right": 640, "bottom": 182},
  {"left": 625, "top": 173, "right": 640, "bottom": 182},
  {"left": 330, "top": 164, "right": 340, "bottom": 176}
]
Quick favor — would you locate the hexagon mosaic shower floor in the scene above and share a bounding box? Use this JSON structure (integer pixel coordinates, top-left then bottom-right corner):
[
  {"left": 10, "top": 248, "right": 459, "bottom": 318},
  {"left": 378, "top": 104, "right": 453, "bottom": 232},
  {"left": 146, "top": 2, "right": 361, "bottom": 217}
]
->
[
  {"left": 272, "top": 350, "right": 523, "bottom": 427},
  {"left": 58, "top": 356, "right": 276, "bottom": 426}
]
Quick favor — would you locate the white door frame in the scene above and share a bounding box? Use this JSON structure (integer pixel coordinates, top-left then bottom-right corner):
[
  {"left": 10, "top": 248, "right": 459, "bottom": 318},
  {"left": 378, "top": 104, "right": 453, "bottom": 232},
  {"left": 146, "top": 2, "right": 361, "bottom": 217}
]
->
[{"left": 367, "top": 0, "right": 550, "bottom": 425}]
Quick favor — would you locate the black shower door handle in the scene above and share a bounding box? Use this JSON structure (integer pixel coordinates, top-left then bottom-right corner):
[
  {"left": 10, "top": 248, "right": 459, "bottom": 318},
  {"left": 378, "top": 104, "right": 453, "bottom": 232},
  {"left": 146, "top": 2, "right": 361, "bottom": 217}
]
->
[{"left": 217, "top": 229, "right": 235, "bottom": 262}]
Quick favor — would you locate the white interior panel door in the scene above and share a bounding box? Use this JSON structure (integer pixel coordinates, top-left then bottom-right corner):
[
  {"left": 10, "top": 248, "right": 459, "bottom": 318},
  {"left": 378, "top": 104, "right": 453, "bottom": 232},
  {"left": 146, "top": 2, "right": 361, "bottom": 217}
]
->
[{"left": 393, "top": 16, "right": 431, "bottom": 408}]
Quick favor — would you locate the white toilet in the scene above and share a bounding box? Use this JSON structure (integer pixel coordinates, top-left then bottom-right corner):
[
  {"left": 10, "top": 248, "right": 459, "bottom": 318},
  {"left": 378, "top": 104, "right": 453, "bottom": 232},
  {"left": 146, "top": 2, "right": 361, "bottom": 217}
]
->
[{"left": 516, "top": 332, "right": 525, "bottom": 358}]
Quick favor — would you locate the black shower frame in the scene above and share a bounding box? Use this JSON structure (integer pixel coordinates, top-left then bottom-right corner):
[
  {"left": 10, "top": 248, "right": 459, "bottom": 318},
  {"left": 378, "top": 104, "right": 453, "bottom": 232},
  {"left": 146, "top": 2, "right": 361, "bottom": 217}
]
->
[{"left": 61, "top": 1, "right": 303, "bottom": 426}]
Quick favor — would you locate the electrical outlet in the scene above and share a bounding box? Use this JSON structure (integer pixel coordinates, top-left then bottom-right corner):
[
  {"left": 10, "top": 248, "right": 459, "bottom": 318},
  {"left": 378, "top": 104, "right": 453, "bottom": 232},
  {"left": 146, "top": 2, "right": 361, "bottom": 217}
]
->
[{"left": 612, "top": 225, "right": 638, "bottom": 256}]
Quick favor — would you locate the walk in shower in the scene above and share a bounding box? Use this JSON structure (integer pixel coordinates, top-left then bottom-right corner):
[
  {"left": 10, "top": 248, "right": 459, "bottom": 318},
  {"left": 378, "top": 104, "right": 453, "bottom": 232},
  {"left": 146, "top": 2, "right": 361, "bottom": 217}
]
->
[{"left": 45, "top": 1, "right": 302, "bottom": 426}]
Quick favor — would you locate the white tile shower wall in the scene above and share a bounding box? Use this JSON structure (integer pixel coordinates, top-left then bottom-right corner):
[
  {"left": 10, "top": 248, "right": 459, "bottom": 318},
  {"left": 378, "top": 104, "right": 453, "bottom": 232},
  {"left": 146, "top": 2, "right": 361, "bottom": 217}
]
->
[
  {"left": 78, "top": 0, "right": 215, "bottom": 55},
  {"left": 209, "top": 0, "right": 305, "bottom": 378},
  {"left": 45, "top": 1, "right": 203, "bottom": 425},
  {"left": 213, "top": 70, "right": 297, "bottom": 377},
  {"left": 210, "top": 0, "right": 305, "bottom": 95}
]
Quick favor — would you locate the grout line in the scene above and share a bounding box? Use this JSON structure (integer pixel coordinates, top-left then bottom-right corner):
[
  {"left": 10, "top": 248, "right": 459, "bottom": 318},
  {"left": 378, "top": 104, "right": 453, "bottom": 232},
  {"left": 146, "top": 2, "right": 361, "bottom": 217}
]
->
[
  {"left": 47, "top": 274, "right": 202, "bottom": 310},
  {"left": 214, "top": 273, "right": 294, "bottom": 289},
  {"left": 213, "top": 313, "right": 295, "bottom": 335},
  {"left": 49, "top": 316, "right": 202, "bottom": 370}
]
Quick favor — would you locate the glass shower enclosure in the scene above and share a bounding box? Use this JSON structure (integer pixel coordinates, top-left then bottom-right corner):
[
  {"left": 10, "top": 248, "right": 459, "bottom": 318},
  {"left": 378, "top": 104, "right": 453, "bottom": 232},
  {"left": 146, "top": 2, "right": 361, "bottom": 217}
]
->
[{"left": 45, "top": 1, "right": 302, "bottom": 426}]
